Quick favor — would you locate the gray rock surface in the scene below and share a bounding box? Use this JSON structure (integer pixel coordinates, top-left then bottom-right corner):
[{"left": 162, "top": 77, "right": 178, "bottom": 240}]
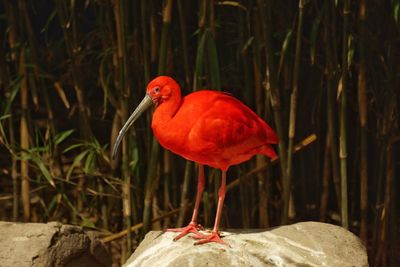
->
[
  {"left": 0, "top": 221, "right": 111, "bottom": 267},
  {"left": 124, "top": 222, "right": 368, "bottom": 267}
]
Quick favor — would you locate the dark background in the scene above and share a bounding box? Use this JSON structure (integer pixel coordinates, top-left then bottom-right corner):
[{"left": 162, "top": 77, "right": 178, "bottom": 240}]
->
[{"left": 0, "top": 0, "right": 399, "bottom": 266}]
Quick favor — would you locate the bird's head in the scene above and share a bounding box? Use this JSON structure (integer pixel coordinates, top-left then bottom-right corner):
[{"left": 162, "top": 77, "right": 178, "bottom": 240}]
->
[
  {"left": 112, "top": 76, "right": 180, "bottom": 159},
  {"left": 146, "top": 76, "right": 179, "bottom": 106}
]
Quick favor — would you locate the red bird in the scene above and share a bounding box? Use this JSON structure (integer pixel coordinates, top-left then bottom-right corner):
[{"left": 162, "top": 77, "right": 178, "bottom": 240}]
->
[{"left": 112, "top": 76, "right": 278, "bottom": 245}]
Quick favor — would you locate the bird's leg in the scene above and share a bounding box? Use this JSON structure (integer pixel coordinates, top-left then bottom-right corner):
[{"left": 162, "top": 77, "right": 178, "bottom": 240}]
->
[
  {"left": 192, "top": 170, "right": 228, "bottom": 246},
  {"left": 167, "top": 164, "right": 205, "bottom": 240}
]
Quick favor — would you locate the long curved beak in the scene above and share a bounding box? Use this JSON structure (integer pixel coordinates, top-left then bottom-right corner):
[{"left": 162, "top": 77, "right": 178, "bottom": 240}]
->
[{"left": 112, "top": 94, "right": 153, "bottom": 159}]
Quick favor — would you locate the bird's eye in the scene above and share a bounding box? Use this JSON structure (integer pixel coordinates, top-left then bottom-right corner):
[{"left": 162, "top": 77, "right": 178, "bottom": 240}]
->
[{"left": 154, "top": 87, "right": 160, "bottom": 93}]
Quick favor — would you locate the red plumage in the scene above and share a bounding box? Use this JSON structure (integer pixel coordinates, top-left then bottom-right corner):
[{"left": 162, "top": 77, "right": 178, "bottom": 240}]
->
[
  {"left": 113, "top": 76, "right": 278, "bottom": 245},
  {"left": 152, "top": 89, "right": 278, "bottom": 171}
]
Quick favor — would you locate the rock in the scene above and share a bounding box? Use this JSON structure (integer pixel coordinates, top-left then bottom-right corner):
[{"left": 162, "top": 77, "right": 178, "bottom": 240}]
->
[
  {"left": 0, "top": 221, "right": 111, "bottom": 267},
  {"left": 123, "top": 222, "right": 368, "bottom": 267}
]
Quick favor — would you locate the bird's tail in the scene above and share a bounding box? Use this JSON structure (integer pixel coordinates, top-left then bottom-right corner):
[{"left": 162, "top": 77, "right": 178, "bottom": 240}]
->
[{"left": 261, "top": 145, "right": 278, "bottom": 159}]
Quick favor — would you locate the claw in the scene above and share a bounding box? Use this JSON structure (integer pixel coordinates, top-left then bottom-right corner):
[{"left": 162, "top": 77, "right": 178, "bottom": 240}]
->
[
  {"left": 166, "top": 222, "right": 204, "bottom": 241},
  {"left": 192, "top": 231, "right": 229, "bottom": 246}
]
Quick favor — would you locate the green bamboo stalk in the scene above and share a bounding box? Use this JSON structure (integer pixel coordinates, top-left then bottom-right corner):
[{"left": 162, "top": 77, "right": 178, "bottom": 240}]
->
[
  {"left": 2, "top": 2, "right": 19, "bottom": 222},
  {"left": 251, "top": 9, "right": 268, "bottom": 227},
  {"left": 357, "top": 0, "right": 368, "bottom": 244},
  {"left": 9, "top": 118, "right": 18, "bottom": 221},
  {"left": 339, "top": 0, "right": 350, "bottom": 230},
  {"left": 375, "top": 142, "right": 393, "bottom": 265},
  {"left": 257, "top": 0, "right": 289, "bottom": 224},
  {"left": 286, "top": 0, "right": 305, "bottom": 223},
  {"left": 113, "top": 0, "right": 132, "bottom": 254},
  {"left": 141, "top": 0, "right": 150, "bottom": 84},
  {"left": 323, "top": 0, "right": 341, "bottom": 210},
  {"left": 55, "top": 0, "right": 93, "bottom": 140},
  {"left": 320, "top": 133, "right": 331, "bottom": 221},
  {"left": 162, "top": 150, "right": 172, "bottom": 228},
  {"left": 177, "top": 0, "right": 191, "bottom": 86},
  {"left": 157, "top": 0, "right": 173, "bottom": 75},
  {"left": 176, "top": 161, "right": 193, "bottom": 227},
  {"left": 143, "top": 0, "right": 173, "bottom": 234}
]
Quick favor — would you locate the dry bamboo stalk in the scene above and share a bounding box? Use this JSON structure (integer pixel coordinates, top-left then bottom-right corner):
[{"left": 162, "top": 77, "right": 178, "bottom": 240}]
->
[
  {"left": 113, "top": 0, "right": 132, "bottom": 254},
  {"left": 19, "top": 48, "right": 30, "bottom": 222},
  {"left": 357, "top": 0, "right": 368, "bottom": 245}
]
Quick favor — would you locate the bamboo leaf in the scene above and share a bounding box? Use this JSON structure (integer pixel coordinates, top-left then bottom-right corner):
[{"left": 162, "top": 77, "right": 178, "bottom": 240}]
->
[
  {"left": 84, "top": 150, "right": 96, "bottom": 174},
  {"left": 80, "top": 216, "right": 96, "bottom": 228},
  {"left": 63, "top": 143, "right": 85, "bottom": 153},
  {"left": 66, "top": 150, "right": 90, "bottom": 180},
  {"left": 278, "top": 30, "right": 293, "bottom": 78},
  {"left": 3, "top": 76, "right": 22, "bottom": 115},
  {"left": 31, "top": 154, "right": 56, "bottom": 188},
  {"left": 54, "top": 129, "right": 75, "bottom": 145}
]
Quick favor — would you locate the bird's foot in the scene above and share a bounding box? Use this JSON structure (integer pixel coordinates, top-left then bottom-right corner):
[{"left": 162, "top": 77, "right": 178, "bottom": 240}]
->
[
  {"left": 192, "top": 231, "right": 229, "bottom": 246},
  {"left": 166, "top": 222, "right": 204, "bottom": 241}
]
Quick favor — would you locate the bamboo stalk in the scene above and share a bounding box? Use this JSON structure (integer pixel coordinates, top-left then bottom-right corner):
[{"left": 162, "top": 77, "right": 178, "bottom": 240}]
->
[
  {"left": 285, "top": 0, "right": 305, "bottom": 223},
  {"left": 251, "top": 8, "right": 268, "bottom": 227},
  {"left": 320, "top": 133, "right": 331, "bottom": 221},
  {"left": 389, "top": 140, "right": 397, "bottom": 267},
  {"left": 323, "top": 0, "right": 341, "bottom": 210},
  {"left": 55, "top": 0, "right": 93, "bottom": 140},
  {"left": 176, "top": 161, "right": 193, "bottom": 227},
  {"left": 162, "top": 150, "right": 172, "bottom": 228},
  {"left": 143, "top": 0, "right": 173, "bottom": 234},
  {"left": 375, "top": 143, "right": 393, "bottom": 266},
  {"left": 140, "top": 0, "right": 150, "bottom": 84},
  {"left": 339, "top": 0, "right": 350, "bottom": 230},
  {"left": 257, "top": 0, "right": 289, "bottom": 224},
  {"left": 113, "top": 0, "right": 133, "bottom": 254},
  {"left": 19, "top": 48, "right": 30, "bottom": 222},
  {"left": 10, "top": 118, "right": 18, "bottom": 221},
  {"left": 158, "top": 0, "right": 173, "bottom": 74},
  {"left": 4, "top": 0, "right": 21, "bottom": 223},
  {"left": 177, "top": 0, "right": 191, "bottom": 86},
  {"left": 357, "top": 0, "right": 368, "bottom": 244}
]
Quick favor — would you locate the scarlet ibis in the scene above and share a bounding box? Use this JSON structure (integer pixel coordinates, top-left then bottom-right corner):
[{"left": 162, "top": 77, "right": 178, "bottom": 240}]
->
[{"left": 112, "top": 76, "right": 278, "bottom": 245}]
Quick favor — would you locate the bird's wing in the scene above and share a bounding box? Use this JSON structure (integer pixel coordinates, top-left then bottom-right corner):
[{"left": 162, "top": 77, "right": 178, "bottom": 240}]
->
[{"left": 186, "top": 94, "right": 276, "bottom": 155}]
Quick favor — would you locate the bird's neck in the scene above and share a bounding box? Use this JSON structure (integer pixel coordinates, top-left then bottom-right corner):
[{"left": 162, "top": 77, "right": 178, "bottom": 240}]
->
[{"left": 152, "top": 92, "right": 182, "bottom": 127}]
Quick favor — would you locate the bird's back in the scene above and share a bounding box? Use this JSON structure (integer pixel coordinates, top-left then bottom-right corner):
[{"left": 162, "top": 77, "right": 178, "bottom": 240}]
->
[{"left": 154, "top": 90, "right": 278, "bottom": 170}]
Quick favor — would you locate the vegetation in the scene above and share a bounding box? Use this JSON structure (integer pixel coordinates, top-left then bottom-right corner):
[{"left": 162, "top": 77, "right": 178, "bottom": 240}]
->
[{"left": 0, "top": 0, "right": 399, "bottom": 265}]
